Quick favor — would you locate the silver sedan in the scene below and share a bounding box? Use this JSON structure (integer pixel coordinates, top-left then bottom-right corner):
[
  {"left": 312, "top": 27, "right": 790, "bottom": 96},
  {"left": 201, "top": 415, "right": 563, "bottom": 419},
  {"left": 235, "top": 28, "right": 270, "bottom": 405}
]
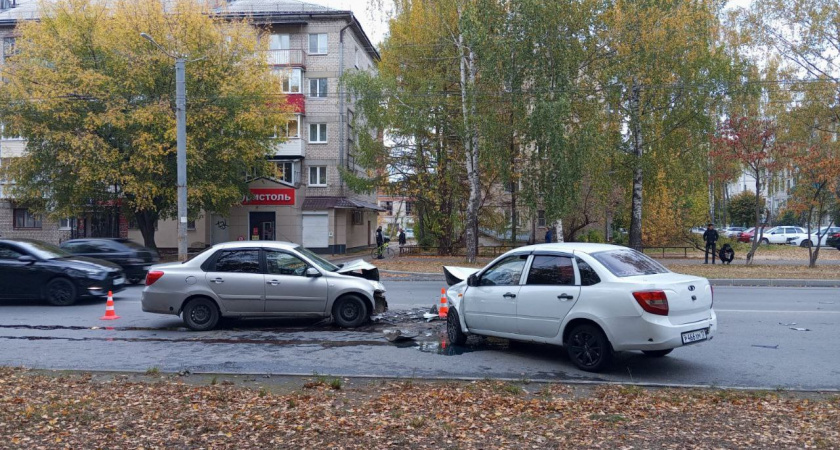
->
[{"left": 141, "top": 241, "right": 387, "bottom": 330}]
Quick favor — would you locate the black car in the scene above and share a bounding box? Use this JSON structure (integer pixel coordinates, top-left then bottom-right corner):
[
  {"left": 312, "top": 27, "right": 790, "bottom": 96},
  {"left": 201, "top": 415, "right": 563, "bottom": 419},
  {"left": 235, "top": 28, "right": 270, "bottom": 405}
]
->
[
  {"left": 827, "top": 232, "right": 840, "bottom": 250},
  {"left": 0, "top": 239, "right": 125, "bottom": 305},
  {"left": 60, "top": 238, "right": 159, "bottom": 284}
]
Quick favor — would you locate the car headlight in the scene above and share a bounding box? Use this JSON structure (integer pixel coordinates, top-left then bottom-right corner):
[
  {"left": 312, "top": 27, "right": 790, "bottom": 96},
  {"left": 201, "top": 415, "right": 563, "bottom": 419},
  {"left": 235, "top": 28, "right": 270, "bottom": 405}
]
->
[
  {"left": 68, "top": 268, "right": 106, "bottom": 280},
  {"left": 370, "top": 281, "right": 386, "bottom": 292}
]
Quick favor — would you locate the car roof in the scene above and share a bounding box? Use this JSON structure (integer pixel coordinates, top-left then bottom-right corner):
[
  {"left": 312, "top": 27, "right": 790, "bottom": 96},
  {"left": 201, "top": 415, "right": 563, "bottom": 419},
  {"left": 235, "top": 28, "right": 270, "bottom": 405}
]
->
[
  {"left": 211, "top": 241, "right": 300, "bottom": 250},
  {"left": 510, "top": 242, "right": 628, "bottom": 255}
]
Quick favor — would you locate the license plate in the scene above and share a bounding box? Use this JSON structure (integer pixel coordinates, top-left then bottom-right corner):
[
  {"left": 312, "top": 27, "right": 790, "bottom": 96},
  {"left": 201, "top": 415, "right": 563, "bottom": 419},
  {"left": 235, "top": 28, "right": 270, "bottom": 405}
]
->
[
  {"left": 681, "top": 329, "right": 707, "bottom": 345},
  {"left": 113, "top": 277, "right": 125, "bottom": 286}
]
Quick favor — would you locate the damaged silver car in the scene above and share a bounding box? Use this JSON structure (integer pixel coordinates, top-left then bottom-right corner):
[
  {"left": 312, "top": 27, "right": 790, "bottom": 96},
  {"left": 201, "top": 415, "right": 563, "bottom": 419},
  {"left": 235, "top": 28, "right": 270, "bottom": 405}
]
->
[{"left": 141, "top": 241, "right": 387, "bottom": 330}]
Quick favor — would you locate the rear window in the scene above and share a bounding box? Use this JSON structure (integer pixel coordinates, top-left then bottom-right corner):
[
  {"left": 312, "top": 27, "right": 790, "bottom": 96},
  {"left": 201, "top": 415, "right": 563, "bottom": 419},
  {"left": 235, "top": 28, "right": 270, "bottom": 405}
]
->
[{"left": 591, "top": 249, "right": 669, "bottom": 278}]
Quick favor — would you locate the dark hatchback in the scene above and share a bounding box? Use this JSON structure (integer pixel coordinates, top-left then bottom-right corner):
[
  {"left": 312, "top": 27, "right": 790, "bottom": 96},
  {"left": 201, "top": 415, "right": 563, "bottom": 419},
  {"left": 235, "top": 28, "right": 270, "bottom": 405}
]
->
[
  {"left": 60, "top": 238, "right": 159, "bottom": 284},
  {"left": 0, "top": 239, "right": 125, "bottom": 305}
]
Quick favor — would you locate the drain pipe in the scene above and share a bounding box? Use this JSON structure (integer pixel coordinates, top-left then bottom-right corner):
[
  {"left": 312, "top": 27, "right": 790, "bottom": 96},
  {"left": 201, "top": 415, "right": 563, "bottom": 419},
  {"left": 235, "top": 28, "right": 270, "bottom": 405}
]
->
[{"left": 338, "top": 18, "right": 352, "bottom": 196}]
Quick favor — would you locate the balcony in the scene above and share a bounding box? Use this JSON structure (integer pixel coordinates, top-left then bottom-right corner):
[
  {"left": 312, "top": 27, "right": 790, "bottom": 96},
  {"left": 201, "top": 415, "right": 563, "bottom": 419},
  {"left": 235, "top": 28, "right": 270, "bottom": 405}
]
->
[
  {"left": 273, "top": 138, "right": 303, "bottom": 157},
  {"left": 266, "top": 49, "right": 306, "bottom": 68}
]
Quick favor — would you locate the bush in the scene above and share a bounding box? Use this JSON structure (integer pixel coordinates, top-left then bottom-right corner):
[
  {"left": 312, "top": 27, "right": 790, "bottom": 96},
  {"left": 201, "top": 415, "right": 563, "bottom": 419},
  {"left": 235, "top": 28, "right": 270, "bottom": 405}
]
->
[{"left": 586, "top": 229, "right": 604, "bottom": 243}]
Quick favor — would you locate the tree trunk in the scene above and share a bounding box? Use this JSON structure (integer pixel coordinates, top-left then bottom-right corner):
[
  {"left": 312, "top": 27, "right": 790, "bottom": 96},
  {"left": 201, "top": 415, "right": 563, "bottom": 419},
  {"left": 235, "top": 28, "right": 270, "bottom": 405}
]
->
[
  {"left": 746, "top": 173, "right": 761, "bottom": 266},
  {"left": 458, "top": 28, "right": 481, "bottom": 263},
  {"left": 135, "top": 210, "right": 159, "bottom": 254},
  {"left": 628, "top": 80, "right": 644, "bottom": 251}
]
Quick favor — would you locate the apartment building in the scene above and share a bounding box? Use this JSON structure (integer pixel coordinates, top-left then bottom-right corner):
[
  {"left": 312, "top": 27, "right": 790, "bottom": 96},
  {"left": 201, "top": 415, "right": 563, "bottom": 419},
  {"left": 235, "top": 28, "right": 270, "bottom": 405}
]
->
[
  {"left": 0, "top": 0, "right": 382, "bottom": 253},
  {"left": 377, "top": 195, "right": 415, "bottom": 237}
]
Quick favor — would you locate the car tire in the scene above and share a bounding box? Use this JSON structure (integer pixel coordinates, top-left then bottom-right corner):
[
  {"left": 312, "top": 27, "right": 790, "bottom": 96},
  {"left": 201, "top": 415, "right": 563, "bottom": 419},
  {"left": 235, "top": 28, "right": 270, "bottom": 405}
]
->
[
  {"left": 760, "top": 238, "right": 769, "bottom": 245},
  {"left": 800, "top": 240, "right": 811, "bottom": 248},
  {"left": 128, "top": 276, "right": 143, "bottom": 285},
  {"left": 447, "top": 308, "right": 468, "bottom": 345},
  {"left": 566, "top": 324, "right": 613, "bottom": 372},
  {"left": 182, "top": 297, "right": 220, "bottom": 331},
  {"left": 45, "top": 278, "right": 77, "bottom": 306},
  {"left": 642, "top": 349, "right": 673, "bottom": 357},
  {"left": 332, "top": 295, "right": 368, "bottom": 328}
]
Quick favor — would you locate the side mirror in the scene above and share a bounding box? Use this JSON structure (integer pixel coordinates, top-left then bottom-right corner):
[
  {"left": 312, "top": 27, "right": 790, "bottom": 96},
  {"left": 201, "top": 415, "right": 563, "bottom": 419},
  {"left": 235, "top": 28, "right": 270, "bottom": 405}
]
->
[
  {"left": 18, "top": 255, "right": 36, "bottom": 264},
  {"left": 305, "top": 267, "right": 322, "bottom": 278},
  {"left": 467, "top": 273, "right": 478, "bottom": 287}
]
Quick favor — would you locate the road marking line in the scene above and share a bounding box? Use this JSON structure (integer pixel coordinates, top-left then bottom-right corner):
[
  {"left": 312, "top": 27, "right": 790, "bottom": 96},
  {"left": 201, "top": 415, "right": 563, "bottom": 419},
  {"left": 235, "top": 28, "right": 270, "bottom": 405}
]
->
[{"left": 716, "top": 309, "right": 840, "bottom": 313}]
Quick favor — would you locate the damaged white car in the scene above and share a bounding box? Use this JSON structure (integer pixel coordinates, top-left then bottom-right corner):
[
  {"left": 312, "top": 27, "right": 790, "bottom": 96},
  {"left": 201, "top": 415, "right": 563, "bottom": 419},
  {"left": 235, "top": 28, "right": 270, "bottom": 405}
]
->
[
  {"left": 141, "top": 241, "right": 387, "bottom": 330},
  {"left": 443, "top": 243, "right": 716, "bottom": 372}
]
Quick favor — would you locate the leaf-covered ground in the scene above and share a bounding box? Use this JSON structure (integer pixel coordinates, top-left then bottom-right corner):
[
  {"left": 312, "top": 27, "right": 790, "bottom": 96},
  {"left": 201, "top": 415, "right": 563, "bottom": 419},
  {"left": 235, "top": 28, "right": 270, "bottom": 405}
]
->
[{"left": 1, "top": 368, "right": 838, "bottom": 449}]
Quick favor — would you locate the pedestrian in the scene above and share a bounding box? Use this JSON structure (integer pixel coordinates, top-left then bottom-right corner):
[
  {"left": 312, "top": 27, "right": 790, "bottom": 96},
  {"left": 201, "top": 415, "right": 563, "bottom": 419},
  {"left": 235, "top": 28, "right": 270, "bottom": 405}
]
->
[
  {"left": 375, "top": 226, "right": 384, "bottom": 259},
  {"left": 718, "top": 243, "right": 734, "bottom": 265},
  {"left": 398, "top": 228, "right": 406, "bottom": 246},
  {"left": 703, "top": 223, "right": 719, "bottom": 264},
  {"left": 545, "top": 228, "right": 552, "bottom": 243}
]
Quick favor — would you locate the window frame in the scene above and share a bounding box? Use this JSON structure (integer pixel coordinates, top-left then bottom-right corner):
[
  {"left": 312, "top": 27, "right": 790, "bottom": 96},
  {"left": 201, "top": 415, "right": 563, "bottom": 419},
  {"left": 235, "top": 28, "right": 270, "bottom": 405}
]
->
[
  {"left": 308, "top": 165, "right": 327, "bottom": 187},
  {"left": 308, "top": 33, "right": 328, "bottom": 55},
  {"left": 525, "top": 254, "right": 577, "bottom": 286},
  {"left": 308, "top": 78, "right": 328, "bottom": 98},
  {"left": 58, "top": 217, "right": 76, "bottom": 231},
  {"left": 264, "top": 249, "right": 310, "bottom": 277},
  {"left": 209, "top": 249, "right": 263, "bottom": 274},
  {"left": 477, "top": 253, "right": 529, "bottom": 287},
  {"left": 273, "top": 160, "right": 296, "bottom": 184},
  {"left": 275, "top": 68, "right": 302, "bottom": 94},
  {"left": 308, "top": 123, "right": 327, "bottom": 143},
  {"left": 13, "top": 208, "right": 42, "bottom": 229}
]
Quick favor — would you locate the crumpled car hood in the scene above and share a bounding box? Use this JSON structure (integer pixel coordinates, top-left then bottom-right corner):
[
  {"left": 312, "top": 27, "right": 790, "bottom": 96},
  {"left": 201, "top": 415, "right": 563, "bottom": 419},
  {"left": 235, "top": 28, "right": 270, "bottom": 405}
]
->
[
  {"left": 337, "top": 259, "right": 380, "bottom": 281},
  {"left": 443, "top": 266, "right": 481, "bottom": 286}
]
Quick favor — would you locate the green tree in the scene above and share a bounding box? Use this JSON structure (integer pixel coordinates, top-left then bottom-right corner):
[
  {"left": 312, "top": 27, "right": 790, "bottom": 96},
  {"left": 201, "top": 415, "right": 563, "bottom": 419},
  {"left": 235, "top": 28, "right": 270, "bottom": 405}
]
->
[
  {"left": 0, "top": 0, "right": 289, "bottom": 249},
  {"left": 727, "top": 191, "right": 766, "bottom": 229}
]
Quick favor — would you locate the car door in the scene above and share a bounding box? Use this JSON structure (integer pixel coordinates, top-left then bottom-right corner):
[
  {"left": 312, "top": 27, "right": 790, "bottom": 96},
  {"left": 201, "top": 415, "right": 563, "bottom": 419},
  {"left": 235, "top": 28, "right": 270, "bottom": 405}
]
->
[
  {"left": 263, "top": 249, "right": 329, "bottom": 313},
  {"left": 204, "top": 249, "right": 265, "bottom": 313},
  {"left": 463, "top": 253, "right": 528, "bottom": 334},
  {"left": 516, "top": 254, "right": 580, "bottom": 338},
  {"left": 0, "top": 243, "right": 42, "bottom": 299}
]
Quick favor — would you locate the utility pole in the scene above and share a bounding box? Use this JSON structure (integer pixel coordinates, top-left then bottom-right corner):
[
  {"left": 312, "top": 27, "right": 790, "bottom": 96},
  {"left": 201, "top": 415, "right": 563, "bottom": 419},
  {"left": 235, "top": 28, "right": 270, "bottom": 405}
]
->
[{"left": 175, "top": 57, "right": 188, "bottom": 262}]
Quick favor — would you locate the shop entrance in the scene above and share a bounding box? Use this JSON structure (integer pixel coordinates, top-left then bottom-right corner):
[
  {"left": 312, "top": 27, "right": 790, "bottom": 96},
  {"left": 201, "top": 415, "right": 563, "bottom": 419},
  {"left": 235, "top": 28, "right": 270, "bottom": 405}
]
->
[{"left": 249, "top": 212, "right": 276, "bottom": 241}]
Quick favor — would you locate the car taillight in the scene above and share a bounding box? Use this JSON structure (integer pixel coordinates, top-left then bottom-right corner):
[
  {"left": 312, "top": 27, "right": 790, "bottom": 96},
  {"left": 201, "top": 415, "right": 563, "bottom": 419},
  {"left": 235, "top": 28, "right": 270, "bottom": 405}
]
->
[
  {"left": 832, "top": 233, "right": 840, "bottom": 238},
  {"left": 145, "top": 271, "right": 164, "bottom": 286},
  {"left": 633, "top": 290, "right": 669, "bottom": 316}
]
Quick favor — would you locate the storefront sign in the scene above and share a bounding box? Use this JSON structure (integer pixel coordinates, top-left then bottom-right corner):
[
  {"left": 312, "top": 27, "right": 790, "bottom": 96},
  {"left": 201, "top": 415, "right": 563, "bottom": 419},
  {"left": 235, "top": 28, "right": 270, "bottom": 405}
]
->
[{"left": 243, "top": 188, "right": 295, "bottom": 206}]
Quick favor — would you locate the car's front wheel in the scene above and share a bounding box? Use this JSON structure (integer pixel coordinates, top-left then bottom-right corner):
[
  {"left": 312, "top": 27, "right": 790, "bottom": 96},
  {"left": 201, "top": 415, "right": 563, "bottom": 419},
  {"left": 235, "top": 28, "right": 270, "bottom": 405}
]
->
[
  {"left": 182, "top": 297, "right": 220, "bottom": 331},
  {"left": 566, "top": 324, "right": 612, "bottom": 372},
  {"left": 799, "top": 240, "right": 812, "bottom": 248},
  {"left": 333, "top": 295, "right": 368, "bottom": 328},
  {"left": 642, "top": 349, "right": 673, "bottom": 357},
  {"left": 447, "top": 308, "right": 467, "bottom": 345},
  {"left": 760, "top": 238, "right": 769, "bottom": 245},
  {"left": 45, "top": 278, "right": 77, "bottom": 306}
]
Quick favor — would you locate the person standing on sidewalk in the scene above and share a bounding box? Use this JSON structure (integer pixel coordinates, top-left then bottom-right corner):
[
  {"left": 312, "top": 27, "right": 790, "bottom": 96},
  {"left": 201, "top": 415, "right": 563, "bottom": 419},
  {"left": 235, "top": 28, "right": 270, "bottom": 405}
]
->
[
  {"left": 703, "top": 223, "right": 719, "bottom": 264},
  {"left": 375, "top": 226, "right": 384, "bottom": 259}
]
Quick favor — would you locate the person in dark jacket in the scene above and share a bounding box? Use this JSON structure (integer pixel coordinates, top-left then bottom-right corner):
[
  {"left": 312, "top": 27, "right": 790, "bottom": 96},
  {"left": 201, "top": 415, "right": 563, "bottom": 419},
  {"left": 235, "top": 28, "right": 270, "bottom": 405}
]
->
[
  {"left": 375, "top": 226, "right": 384, "bottom": 259},
  {"left": 398, "top": 228, "right": 406, "bottom": 246},
  {"left": 703, "top": 223, "right": 719, "bottom": 264},
  {"left": 545, "top": 229, "right": 552, "bottom": 243},
  {"left": 718, "top": 243, "right": 734, "bottom": 265}
]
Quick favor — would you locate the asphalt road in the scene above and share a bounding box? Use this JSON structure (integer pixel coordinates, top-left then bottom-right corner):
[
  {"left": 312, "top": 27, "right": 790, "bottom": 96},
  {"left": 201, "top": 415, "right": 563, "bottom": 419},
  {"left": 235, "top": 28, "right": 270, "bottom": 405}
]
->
[{"left": 0, "top": 282, "right": 838, "bottom": 390}]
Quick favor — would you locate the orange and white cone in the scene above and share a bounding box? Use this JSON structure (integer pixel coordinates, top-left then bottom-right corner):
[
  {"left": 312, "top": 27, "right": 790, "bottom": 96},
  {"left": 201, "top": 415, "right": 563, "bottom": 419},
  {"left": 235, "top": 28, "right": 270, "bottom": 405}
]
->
[
  {"left": 438, "top": 288, "right": 449, "bottom": 318},
  {"left": 100, "top": 291, "right": 121, "bottom": 321}
]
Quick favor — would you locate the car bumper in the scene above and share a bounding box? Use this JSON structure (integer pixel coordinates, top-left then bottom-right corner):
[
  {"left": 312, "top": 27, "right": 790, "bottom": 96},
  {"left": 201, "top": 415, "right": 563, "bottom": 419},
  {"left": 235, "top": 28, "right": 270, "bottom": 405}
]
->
[
  {"left": 122, "top": 264, "right": 153, "bottom": 278},
  {"left": 606, "top": 310, "right": 717, "bottom": 351},
  {"left": 80, "top": 278, "right": 126, "bottom": 297},
  {"left": 141, "top": 290, "right": 181, "bottom": 315}
]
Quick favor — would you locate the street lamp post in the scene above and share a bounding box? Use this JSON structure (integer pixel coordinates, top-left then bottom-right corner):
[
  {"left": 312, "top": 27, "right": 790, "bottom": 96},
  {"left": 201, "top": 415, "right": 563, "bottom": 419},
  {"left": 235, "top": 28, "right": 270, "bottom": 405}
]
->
[{"left": 141, "top": 33, "right": 189, "bottom": 262}]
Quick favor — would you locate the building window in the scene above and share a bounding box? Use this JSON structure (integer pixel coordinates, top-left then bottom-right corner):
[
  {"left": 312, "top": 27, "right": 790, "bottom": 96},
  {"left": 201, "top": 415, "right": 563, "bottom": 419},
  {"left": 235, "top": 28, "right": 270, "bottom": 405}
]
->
[
  {"left": 274, "top": 68, "right": 302, "bottom": 94},
  {"left": 308, "top": 33, "right": 327, "bottom": 54},
  {"left": 2, "top": 37, "right": 15, "bottom": 59},
  {"left": 274, "top": 161, "right": 295, "bottom": 184},
  {"left": 187, "top": 220, "right": 196, "bottom": 231},
  {"left": 309, "top": 123, "right": 327, "bottom": 143},
  {"left": 382, "top": 201, "right": 393, "bottom": 215},
  {"left": 58, "top": 217, "right": 76, "bottom": 231},
  {"left": 13, "top": 208, "right": 42, "bottom": 229},
  {"left": 352, "top": 210, "right": 363, "bottom": 225},
  {"left": 308, "top": 166, "right": 327, "bottom": 186},
  {"left": 275, "top": 115, "right": 299, "bottom": 139},
  {"left": 308, "top": 78, "right": 328, "bottom": 98},
  {"left": 537, "top": 210, "right": 546, "bottom": 227},
  {"left": 269, "top": 33, "right": 290, "bottom": 50},
  {"left": 405, "top": 201, "right": 413, "bottom": 216}
]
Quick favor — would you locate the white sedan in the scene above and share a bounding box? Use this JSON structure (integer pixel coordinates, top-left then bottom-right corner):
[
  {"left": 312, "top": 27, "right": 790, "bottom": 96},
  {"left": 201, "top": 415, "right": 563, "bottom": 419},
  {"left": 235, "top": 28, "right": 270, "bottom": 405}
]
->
[
  {"left": 787, "top": 227, "right": 840, "bottom": 247},
  {"left": 759, "top": 226, "right": 807, "bottom": 244},
  {"left": 443, "top": 243, "right": 716, "bottom": 372}
]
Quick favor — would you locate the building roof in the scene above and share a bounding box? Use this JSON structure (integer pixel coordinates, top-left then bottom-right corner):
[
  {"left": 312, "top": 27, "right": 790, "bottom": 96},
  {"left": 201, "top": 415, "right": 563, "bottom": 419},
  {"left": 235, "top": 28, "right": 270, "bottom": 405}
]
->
[
  {"left": 221, "top": 0, "right": 337, "bottom": 14},
  {"left": 303, "top": 196, "right": 384, "bottom": 211}
]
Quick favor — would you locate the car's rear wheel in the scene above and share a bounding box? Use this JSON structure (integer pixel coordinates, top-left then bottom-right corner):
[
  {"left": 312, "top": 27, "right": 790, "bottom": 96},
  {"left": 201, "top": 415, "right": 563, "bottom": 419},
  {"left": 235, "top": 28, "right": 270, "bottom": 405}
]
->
[
  {"left": 182, "top": 298, "right": 220, "bottom": 331},
  {"left": 566, "top": 324, "right": 612, "bottom": 372},
  {"left": 45, "top": 278, "right": 77, "bottom": 306},
  {"left": 760, "top": 238, "right": 769, "bottom": 245},
  {"left": 642, "top": 349, "right": 673, "bottom": 357},
  {"left": 447, "top": 308, "right": 467, "bottom": 345},
  {"left": 333, "top": 295, "right": 368, "bottom": 328}
]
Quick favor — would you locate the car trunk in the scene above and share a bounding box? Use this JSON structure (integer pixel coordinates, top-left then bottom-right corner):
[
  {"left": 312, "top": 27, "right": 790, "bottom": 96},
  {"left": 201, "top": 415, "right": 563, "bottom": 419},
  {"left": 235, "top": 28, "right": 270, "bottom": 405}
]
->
[{"left": 624, "top": 273, "right": 713, "bottom": 325}]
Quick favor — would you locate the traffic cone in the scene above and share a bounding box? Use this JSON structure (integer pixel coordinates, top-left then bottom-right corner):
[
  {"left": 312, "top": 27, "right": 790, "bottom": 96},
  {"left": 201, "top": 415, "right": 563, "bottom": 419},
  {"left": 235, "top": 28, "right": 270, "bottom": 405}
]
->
[
  {"left": 438, "top": 288, "right": 448, "bottom": 318},
  {"left": 100, "top": 291, "right": 121, "bottom": 321}
]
